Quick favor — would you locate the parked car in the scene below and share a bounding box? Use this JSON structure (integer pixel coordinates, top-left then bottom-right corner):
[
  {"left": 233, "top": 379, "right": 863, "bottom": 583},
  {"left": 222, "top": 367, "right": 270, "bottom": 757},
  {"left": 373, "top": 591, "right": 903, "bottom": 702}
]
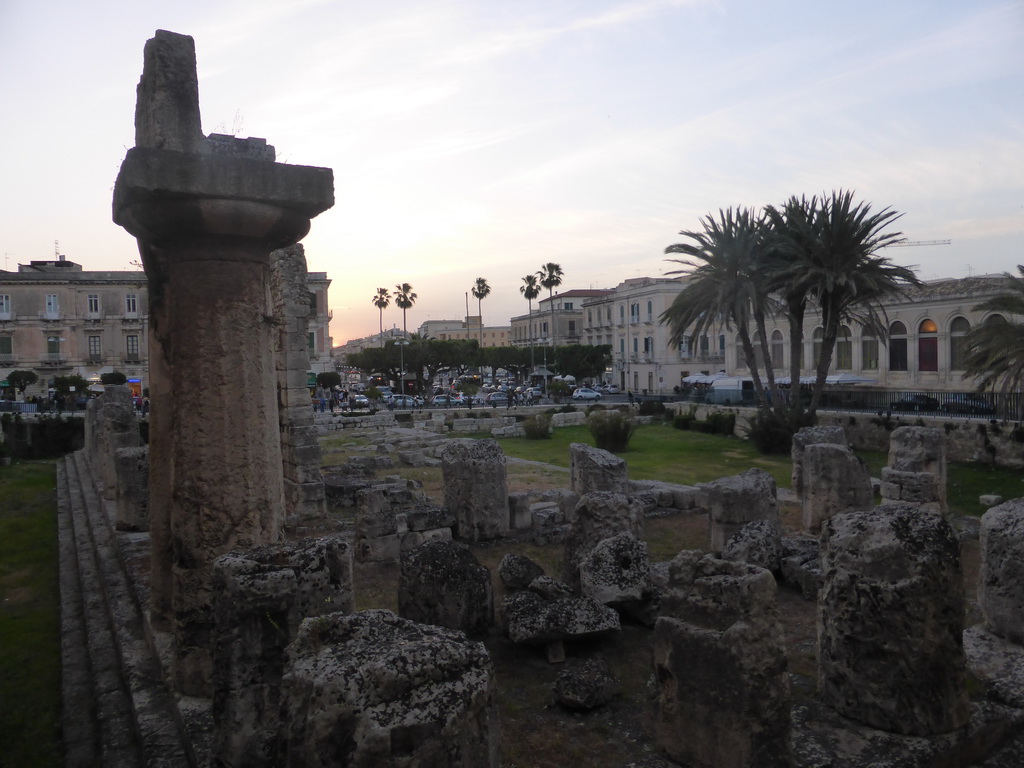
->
[
  {"left": 890, "top": 394, "right": 940, "bottom": 412},
  {"left": 351, "top": 394, "right": 370, "bottom": 408},
  {"left": 572, "top": 387, "right": 602, "bottom": 401},
  {"left": 600, "top": 384, "right": 620, "bottom": 395},
  {"left": 486, "top": 391, "right": 510, "bottom": 405},
  {"left": 431, "top": 393, "right": 463, "bottom": 407},
  {"left": 940, "top": 394, "right": 997, "bottom": 416},
  {"left": 390, "top": 394, "right": 422, "bottom": 408}
]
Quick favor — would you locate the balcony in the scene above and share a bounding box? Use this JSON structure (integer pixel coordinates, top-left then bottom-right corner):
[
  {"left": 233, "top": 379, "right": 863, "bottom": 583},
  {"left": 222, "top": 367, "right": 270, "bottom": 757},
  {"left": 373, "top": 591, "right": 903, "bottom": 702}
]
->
[
  {"left": 0, "top": 353, "right": 13, "bottom": 364},
  {"left": 123, "top": 355, "right": 141, "bottom": 365},
  {"left": 0, "top": 311, "right": 13, "bottom": 321},
  {"left": 39, "top": 312, "right": 61, "bottom": 321},
  {"left": 84, "top": 312, "right": 105, "bottom": 322},
  {"left": 87, "top": 354, "right": 104, "bottom": 363},
  {"left": 39, "top": 354, "right": 69, "bottom": 367}
]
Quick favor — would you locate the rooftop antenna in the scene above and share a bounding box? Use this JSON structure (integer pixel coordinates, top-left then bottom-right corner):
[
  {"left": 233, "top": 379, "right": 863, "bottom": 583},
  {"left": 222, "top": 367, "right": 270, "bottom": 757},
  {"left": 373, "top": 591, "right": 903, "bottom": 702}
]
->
[{"left": 885, "top": 239, "right": 951, "bottom": 248}]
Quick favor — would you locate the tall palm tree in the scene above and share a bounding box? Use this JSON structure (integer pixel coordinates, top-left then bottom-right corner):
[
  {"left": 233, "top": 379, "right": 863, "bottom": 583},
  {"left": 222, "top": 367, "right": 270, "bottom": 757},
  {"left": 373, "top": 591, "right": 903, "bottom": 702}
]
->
[
  {"left": 962, "top": 265, "right": 1024, "bottom": 395},
  {"left": 520, "top": 274, "right": 541, "bottom": 368},
  {"left": 393, "top": 282, "right": 417, "bottom": 338},
  {"left": 471, "top": 277, "right": 491, "bottom": 347},
  {"left": 538, "top": 262, "right": 563, "bottom": 349},
  {"left": 767, "top": 190, "right": 918, "bottom": 416},
  {"left": 371, "top": 287, "right": 391, "bottom": 348},
  {"left": 661, "top": 207, "right": 775, "bottom": 413}
]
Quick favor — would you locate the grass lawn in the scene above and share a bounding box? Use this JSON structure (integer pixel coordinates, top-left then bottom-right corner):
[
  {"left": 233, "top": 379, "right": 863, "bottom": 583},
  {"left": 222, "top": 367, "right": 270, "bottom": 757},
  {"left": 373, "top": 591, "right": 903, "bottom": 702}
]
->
[{"left": 0, "top": 460, "right": 61, "bottom": 768}]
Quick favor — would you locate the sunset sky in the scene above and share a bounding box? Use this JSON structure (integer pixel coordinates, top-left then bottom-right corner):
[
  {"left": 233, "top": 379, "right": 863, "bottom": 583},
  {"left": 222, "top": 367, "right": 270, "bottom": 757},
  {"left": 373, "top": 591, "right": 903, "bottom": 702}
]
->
[{"left": 1, "top": 0, "right": 1021, "bottom": 343}]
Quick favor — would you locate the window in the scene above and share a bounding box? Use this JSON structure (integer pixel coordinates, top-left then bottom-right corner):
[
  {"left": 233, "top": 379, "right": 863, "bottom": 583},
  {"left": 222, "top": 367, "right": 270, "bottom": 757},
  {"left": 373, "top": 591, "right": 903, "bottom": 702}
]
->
[
  {"left": 918, "top": 319, "right": 938, "bottom": 372},
  {"left": 568, "top": 320, "right": 576, "bottom": 335},
  {"left": 699, "top": 335, "right": 710, "bottom": 356},
  {"left": 630, "top": 303, "right": 640, "bottom": 321},
  {"left": 771, "top": 330, "right": 784, "bottom": 369},
  {"left": 308, "top": 332, "right": 315, "bottom": 354},
  {"left": 125, "top": 294, "right": 138, "bottom": 315},
  {"left": 0, "top": 294, "right": 11, "bottom": 316},
  {"left": 88, "top": 294, "right": 100, "bottom": 314},
  {"left": 587, "top": 310, "right": 592, "bottom": 325},
  {"left": 88, "top": 336, "right": 101, "bottom": 358},
  {"left": 619, "top": 338, "right": 625, "bottom": 356},
  {"left": 862, "top": 334, "right": 879, "bottom": 370},
  {"left": 542, "top": 322, "right": 548, "bottom": 335},
  {"left": 643, "top": 336, "right": 653, "bottom": 353},
  {"left": 950, "top": 317, "right": 970, "bottom": 371},
  {"left": 45, "top": 294, "right": 59, "bottom": 316},
  {"left": 646, "top": 300, "right": 653, "bottom": 321},
  {"left": 0, "top": 336, "right": 11, "bottom": 355},
  {"left": 619, "top": 305, "right": 625, "bottom": 322},
  {"left": 47, "top": 336, "right": 61, "bottom": 355},
  {"left": 632, "top": 337, "right": 639, "bottom": 356},
  {"left": 126, "top": 335, "right": 139, "bottom": 357},
  {"left": 309, "top": 292, "right": 317, "bottom": 312},
  {"left": 889, "top": 321, "right": 908, "bottom": 371},
  {"left": 563, "top": 302, "right": 573, "bottom": 310},
  {"left": 836, "top": 326, "right": 852, "bottom": 370}
]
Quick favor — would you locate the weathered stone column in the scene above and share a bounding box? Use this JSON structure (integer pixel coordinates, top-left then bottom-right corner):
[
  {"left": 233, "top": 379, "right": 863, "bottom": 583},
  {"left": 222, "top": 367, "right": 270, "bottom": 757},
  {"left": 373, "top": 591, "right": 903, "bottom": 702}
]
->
[
  {"left": 978, "top": 499, "right": 1024, "bottom": 644},
  {"left": 818, "top": 506, "right": 969, "bottom": 735},
  {"left": 698, "top": 468, "right": 779, "bottom": 554},
  {"left": 880, "top": 426, "right": 947, "bottom": 514},
  {"left": 112, "top": 30, "right": 334, "bottom": 694}
]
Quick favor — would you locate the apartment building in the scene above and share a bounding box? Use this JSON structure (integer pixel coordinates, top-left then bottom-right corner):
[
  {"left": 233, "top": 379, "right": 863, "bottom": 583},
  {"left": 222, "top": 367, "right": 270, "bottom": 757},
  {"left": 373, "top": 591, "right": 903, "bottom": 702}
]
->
[
  {"left": 511, "top": 289, "right": 613, "bottom": 349},
  {"left": 0, "top": 257, "right": 333, "bottom": 398}
]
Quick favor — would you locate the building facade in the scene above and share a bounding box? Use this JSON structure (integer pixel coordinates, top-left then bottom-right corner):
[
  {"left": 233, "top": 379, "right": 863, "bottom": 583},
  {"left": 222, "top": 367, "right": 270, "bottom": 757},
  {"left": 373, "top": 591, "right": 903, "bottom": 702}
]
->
[
  {"left": 511, "top": 289, "right": 613, "bottom": 349},
  {"left": 417, "top": 317, "right": 510, "bottom": 346},
  {"left": 726, "top": 274, "right": 1015, "bottom": 392},
  {"left": 0, "top": 257, "right": 333, "bottom": 399}
]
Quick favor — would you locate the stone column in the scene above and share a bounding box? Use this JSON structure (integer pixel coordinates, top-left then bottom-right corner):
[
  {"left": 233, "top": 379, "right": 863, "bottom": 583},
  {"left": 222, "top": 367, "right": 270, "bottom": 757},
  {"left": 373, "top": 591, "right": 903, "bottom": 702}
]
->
[
  {"left": 818, "top": 506, "right": 969, "bottom": 735},
  {"left": 112, "top": 30, "right": 334, "bottom": 694},
  {"left": 441, "top": 438, "right": 509, "bottom": 541},
  {"left": 698, "top": 468, "right": 779, "bottom": 554},
  {"left": 270, "top": 244, "right": 327, "bottom": 526},
  {"left": 880, "top": 426, "right": 947, "bottom": 514},
  {"left": 978, "top": 499, "right": 1024, "bottom": 644}
]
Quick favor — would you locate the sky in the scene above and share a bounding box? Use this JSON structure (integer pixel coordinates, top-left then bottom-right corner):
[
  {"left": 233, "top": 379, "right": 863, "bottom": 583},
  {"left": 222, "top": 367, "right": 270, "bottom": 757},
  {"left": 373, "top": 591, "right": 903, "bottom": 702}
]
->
[{"left": 1, "top": 0, "right": 1022, "bottom": 344}]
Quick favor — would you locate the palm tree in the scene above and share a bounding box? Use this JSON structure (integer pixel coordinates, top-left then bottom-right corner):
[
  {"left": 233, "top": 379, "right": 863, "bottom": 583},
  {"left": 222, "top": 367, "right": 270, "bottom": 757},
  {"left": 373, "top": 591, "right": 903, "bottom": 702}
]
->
[
  {"left": 962, "top": 265, "right": 1024, "bottom": 395},
  {"left": 520, "top": 274, "right": 541, "bottom": 369},
  {"left": 471, "top": 277, "right": 491, "bottom": 347},
  {"left": 538, "top": 262, "right": 563, "bottom": 348},
  {"left": 661, "top": 207, "right": 775, "bottom": 413},
  {"left": 393, "top": 282, "right": 417, "bottom": 338},
  {"left": 767, "top": 190, "right": 918, "bottom": 416},
  {"left": 371, "top": 287, "right": 391, "bottom": 348}
]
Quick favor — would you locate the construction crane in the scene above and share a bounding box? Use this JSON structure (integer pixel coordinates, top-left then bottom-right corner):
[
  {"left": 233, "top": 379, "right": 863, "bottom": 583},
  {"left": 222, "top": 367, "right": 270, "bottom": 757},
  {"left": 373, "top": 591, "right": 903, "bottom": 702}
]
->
[{"left": 886, "top": 239, "right": 952, "bottom": 248}]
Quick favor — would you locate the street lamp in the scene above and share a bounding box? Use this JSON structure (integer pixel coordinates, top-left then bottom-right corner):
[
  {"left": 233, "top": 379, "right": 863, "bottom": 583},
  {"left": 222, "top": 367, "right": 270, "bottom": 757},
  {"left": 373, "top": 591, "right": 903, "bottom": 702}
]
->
[{"left": 398, "top": 340, "right": 410, "bottom": 395}]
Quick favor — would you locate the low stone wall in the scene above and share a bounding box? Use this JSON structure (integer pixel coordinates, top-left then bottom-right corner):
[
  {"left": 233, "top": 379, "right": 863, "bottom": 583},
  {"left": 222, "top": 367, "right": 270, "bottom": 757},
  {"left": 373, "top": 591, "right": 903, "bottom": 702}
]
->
[{"left": 668, "top": 403, "right": 1024, "bottom": 469}]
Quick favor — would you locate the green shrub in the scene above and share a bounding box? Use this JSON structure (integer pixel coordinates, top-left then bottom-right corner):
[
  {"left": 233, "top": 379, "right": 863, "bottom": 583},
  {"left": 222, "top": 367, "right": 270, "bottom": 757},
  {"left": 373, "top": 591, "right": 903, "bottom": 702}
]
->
[
  {"left": 586, "top": 409, "right": 635, "bottom": 452},
  {"left": 522, "top": 413, "right": 553, "bottom": 440},
  {"left": 673, "top": 413, "right": 693, "bottom": 430},
  {"left": 638, "top": 400, "right": 666, "bottom": 417},
  {"left": 696, "top": 411, "right": 736, "bottom": 436},
  {"left": 745, "top": 411, "right": 794, "bottom": 454}
]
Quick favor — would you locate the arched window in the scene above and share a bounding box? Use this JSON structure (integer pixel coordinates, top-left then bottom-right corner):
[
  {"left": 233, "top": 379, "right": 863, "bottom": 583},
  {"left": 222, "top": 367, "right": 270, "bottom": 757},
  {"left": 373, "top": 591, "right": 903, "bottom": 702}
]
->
[
  {"left": 619, "top": 338, "right": 625, "bottom": 356},
  {"left": 812, "top": 327, "right": 824, "bottom": 369},
  {"left": 918, "top": 318, "right": 938, "bottom": 372},
  {"left": 632, "top": 337, "right": 639, "bottom": 356},
  {"left": 619, "top": 304, "right": 625, "bottom": 322},
  {"left": 646, "top": 300, "right": 653, "bottom": 322},
  {"left": 861, "top": 325, "right": 878, "bottom": 370},
  {"left": 771, "top": 330, "right": 784, "bottom": 370},
  {"left": 950, "top": 317, "right": 970, "bottom": 371},
  {"left": 889, "top": 321, "right": 908, "bottom": 371}
]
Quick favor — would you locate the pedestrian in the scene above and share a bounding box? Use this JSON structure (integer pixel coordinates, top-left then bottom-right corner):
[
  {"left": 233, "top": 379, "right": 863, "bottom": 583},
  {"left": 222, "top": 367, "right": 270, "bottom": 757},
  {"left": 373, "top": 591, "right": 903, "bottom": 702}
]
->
[{"left": 628, "top": 390, "right": 634, "bottom": 407}]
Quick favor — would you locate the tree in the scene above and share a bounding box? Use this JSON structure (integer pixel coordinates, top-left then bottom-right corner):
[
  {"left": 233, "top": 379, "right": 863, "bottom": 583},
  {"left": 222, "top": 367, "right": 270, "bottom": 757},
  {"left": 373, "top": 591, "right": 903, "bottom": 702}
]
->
[
  {"left": 766, "top": 190, "right": 918, "bottom": 417},
  {"left": 52, "top": 375, "right": 90, "bottom": 396},
  {"left": 7, "top": 370, "right": 38, "bottom": 397},
  {"left": 394, "top": 283, "right": 417, "bottom": 338},
  {"left": 554, "top": 344, "right": 613, "bottom": 382},
  {"left": 100, "top": 371, "right": 128, "bottom": 386},
  {"left": 962, "top": 265, "right": 1024, "bottom": 395},
  {"left": 520, "top": 273, "right": 541, "bottom": 369},
  {"left": 537, "top": 263, "right": 564, "bottom": 348},
  {"left": 316, "top": 371, "right": 341, "bottom": 389},
  {"left": 371, "top": 287, "right": 391, "bottom": 347},
  {"left": 661, "top": 207, "right": 775, "bottom": 414},
  {"left": 471, "top": 277, "right": 491, "bottom": 347}
]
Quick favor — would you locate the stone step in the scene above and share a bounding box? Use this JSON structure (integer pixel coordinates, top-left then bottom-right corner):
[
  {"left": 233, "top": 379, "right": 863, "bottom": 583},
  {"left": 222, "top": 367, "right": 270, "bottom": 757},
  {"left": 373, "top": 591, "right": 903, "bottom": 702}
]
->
[{"left": 61, "top": 451, "right": 195, "bottom": 767}]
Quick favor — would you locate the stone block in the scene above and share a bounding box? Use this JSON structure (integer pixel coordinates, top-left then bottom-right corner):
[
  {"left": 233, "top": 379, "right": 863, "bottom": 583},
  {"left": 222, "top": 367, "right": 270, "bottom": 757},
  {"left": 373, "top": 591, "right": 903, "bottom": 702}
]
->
[
  {"left": 508, "top": 493, "right": 533, "bottom": 530},
  {"left": 441, "top": 438, "right": 509, "bottom": 542},
  {"left": 800, "top": 442, "right": 873, "bottom": 532},
  {"left": 563, "top": 492, "right": 645, "bottom": 592},
  {"left": 818, "top": 507, "right": 968, "bottom": 735},
  {"left": 279, "top": 611, "right": 499, "bottom": 767},
  {"left": 356, "top": 534, "right": 401, "bottom": 563},
  {"left": 699, "top": 468, "right": 779, "bottom": 553},
  {"left": 570, "top": 442, "right": 628, "bottom": 496},
  {"left": 654, "top": 553, "right": 790, "bottom": 768},
  {"left": 579, "top": 532, "right": 657, "bottom": 625},
  {"left": 399, "top": 540, "right": 493, "bottom": 637},
  {"left": 400, "top": 527, "right": 452, "bottom": 552},
  {"left": 114, "top": 445, "right": 149, "bottom": 532},
  {"left": 791, "top": 425, "right": 847, "bottom": 498},
  {"left": 979, "top": 499, "right": 1024, "bottom": 644}
]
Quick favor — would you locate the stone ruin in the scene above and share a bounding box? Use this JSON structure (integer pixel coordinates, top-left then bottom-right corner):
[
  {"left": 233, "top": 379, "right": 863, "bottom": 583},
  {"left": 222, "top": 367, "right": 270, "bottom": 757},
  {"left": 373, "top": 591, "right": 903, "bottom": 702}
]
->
[
  {"left": 880, "top": 426, "right": 948, "bottom": 514},
  {"left": 55, "top": 24, "right": 1024, "bottom": 768},
  {"left": 654, "top": 551, "right": 791, "bottom": 768},
  {"left": 791, "top": 425, "right": 873, "bottom": 533}
]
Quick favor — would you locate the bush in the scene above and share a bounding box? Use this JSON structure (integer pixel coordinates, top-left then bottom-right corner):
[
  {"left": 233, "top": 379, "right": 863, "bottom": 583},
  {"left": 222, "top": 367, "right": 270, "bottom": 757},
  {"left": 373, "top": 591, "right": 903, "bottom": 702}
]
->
[
  {"left": 587, "top": 409, "right": 635, "bottom": 452},
  {"left": 1, "top": 414, "right": 85, "bottom": 459},
  {"left": 522, "top": 413, "right": 553, "bottom": 440},
  {"left": 696, "top": 411, "right": 736, "bottom": 436},
  {"left": 638, "top": 400, "right": 667, "bottom": 418},
  {"left": 673, "top": 405, "right": 698, "bottom": 431},
  {"left": 745, "top": 411, "right": 795, "bottom": 454}
]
